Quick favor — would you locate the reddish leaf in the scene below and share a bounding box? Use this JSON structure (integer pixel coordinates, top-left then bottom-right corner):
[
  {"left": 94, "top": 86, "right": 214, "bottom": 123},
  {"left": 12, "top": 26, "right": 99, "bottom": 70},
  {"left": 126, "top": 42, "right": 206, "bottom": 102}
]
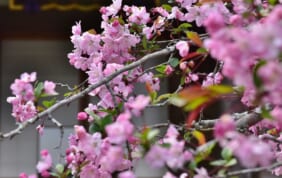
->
[
  {"left": 186, "top": 31, "right": 203, "bottom": 47},
  {"left": 192, "top": 130, "right": 206, "bottom": 145},
  {"left": 186, "top": 106, "right": 202, "bottom": 128},
  {"left": 180, "top": 52, "right": 202, "bottom": 62}
]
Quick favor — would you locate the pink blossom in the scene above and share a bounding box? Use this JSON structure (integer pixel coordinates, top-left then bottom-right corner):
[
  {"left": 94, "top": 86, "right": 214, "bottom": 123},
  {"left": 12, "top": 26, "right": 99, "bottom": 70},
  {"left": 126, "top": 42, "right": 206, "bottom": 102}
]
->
[
  {"left": 166, "top": 140, "right": 192, "bottom": 168},
  {"left": 165, "top": 65, "right": 174, "bottom": 76},
  {"left": 100, "top": 146, "right": 131, "bottom": 173},
  {"left": 10, "top": 100, "right": 37, "bottom": 122},
  {"left": 176, "top": 0, "right": 197, "bottom": 8},
  {"left": 163, "top": 172, "right": 177, "bottom": 178},
  {"left": 36, "top": 149, "right": 52, "bottom": 174},
  {"left": 72, "top": 21, "right": 81, "bottom": 35},
  {"left": 118, "top": 171, "right": 136, "bottom": 178},
  {"left": 125, "top": 95, "right": 150, "bottom": 116},
  {"left": 145, "top": 145, "right": 168, "bottom": 168},
  {"left": 36, "top": 125, "right": 44, "bottom": 136},
  {"left": 271, "top": 107, "right": 282, "bottom": 130},
  {"left": 77, "top": 112, "right": 88, "bottom": 121},
  {"left": 100, "top": 0, "right": 122, "bottom": 20},
  {"left": 214, "top": 114, "right": 236, "bottom": 140},
  {"left": 194, "top": 167, "right": 210, "bottom": 178},
  {"left": 20, "top": 72, "right": 37, "bottom": 83},
  {"left": 19, "top": 173, "right": 37, "bottom": 178},
  {"left": 165, "top": 125, "right": 179, "bottom": 138},
  {"left": 79, "top": 164, "right": 99, "bottom": 178},
  {"left": 204, "top": 12, "right": 225, "bottom": 35},
  {"left": 222, "top": 132, "right": 273, "bottom": 168},
  {"left": 152, "top": 7, "right": 169, "bottom": 17},
  {"left": 185, "top": 6, "right": 205, "bottom": 27},
  {"left": 128, "top": 6, "right": 150, "bottom": 25},
  {"left": 106, "top": 118, "right": 134, "bottom": 144},
  {"left": 168, "top": 7, "right": 185, "bottom": 21},
  {"left": 10, "top": 79, "right": 34, "bottom": 101},
  {"left": 142, "top": 26, "right": 153, "bottom": 39},
  {"left": 44, "top": 81, "right": 57, "bottom": 95},
  {"left": 176, "top": 41, "right": 189, "bottom": 57},
  {"left": 87, "top": 63, "right": 104, "bottom": 86}
]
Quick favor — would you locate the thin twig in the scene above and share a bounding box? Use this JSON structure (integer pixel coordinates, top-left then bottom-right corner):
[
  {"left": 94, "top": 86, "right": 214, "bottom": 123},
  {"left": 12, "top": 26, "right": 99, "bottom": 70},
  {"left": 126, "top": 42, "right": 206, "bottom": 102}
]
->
[
  {"left": 148, "top": 85, "right": 183, "bottom": 108},
  {"left": 259, "top": 134, "right": 282, "bottom": 144},
  {"left": 105, "top": 82, "right": 118, "bottom": 109},
  {"left": 214, "top": 161, "right": 282, "bottom": 178},
  {"left": 0, "top": 46, "right": 175, "bottom": 140},
  {"left": 48, "top": 113, "right": 64, "bottom": 149},
  {"left": 56, "top": 78, "right": 88, "bottom": 91},
  {"left": 194, "top": 110, "right": 263, "bottom": 130}
]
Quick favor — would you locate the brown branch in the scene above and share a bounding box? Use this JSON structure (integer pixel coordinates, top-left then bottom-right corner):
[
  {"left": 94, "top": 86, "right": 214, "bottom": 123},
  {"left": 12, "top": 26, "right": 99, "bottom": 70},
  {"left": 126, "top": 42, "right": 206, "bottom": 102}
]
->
[
  {"left": 194, "top": 110, "right": 263, "bottom": 130},
  {"left": 259, "top": 134, "right": 282, "bottom": 144},
  {"left": 0, "top": 46, "right": 175, "bottom": 140},
  {"left": 48, "top": 113, "right": 64, "bottom": 149},
  {"left": 214, "top": 161, "right": 282, "bottom": 178}
]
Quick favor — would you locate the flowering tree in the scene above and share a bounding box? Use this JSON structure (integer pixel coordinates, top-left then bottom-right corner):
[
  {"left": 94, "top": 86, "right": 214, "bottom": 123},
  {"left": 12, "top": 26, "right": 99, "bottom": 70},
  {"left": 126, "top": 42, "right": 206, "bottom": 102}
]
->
[{"left": 2, "top": 0, "right": 282, "bottom": 177}]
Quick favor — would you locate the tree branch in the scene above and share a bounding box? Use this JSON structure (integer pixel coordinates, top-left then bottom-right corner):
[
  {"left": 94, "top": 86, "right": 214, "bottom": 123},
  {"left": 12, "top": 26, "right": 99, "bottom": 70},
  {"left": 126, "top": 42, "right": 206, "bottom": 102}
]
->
[
  {"left": 0, "top": 46, "right": 175, "bottom": 140},
  {"left": 214, "top": 161, "right": 282, "bottom": 178},
  {"left": 194, "top": 110, "right": 263, "bottom": 130}
]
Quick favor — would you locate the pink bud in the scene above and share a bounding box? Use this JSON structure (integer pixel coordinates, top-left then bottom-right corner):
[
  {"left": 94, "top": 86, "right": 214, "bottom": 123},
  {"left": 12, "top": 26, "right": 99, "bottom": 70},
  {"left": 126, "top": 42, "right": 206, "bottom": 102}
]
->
[
  {"left": 180, "top": 62, "right": 187, "bottom": 71},
  {"left": 77, "top": 112, "right": 88, "bottom": 121},
  {"left": 36, "top": 125, "right": 44, "bottom": 136}
]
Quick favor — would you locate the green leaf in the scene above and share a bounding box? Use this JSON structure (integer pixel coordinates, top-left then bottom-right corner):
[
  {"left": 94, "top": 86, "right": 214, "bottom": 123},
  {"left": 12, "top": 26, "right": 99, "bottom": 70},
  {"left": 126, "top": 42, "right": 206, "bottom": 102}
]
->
[
  {"left": 50, "top": 172, "right": 59, "bottom": 178},
  {"left": 169, "top": 96, "right": 187, "bottom": 107},
  {"left": 192, "top": 130, "right": 206, "bottom": 145},
  {"left": 261, "top": 106, "right": 273, "bottom": 119},
  {"left": 186, "top": 31, "right": 203, "bottom": 47},
  {"left": 194, "top": 141, "right": 216, "bottom": 164},
  {"left": 168, "top": 57, "right": 179, "bottom": 68},
  {"left": 206, "top": 85, "right": 234, "bottom": 95},
  {"left": 210, "top": 160, "right": 227, "bottom": 166},
  {"left": 183, "top": 96, "right": 209, "bottom": 111},
  {"left": 84, "top": 108, "right": 100, "bottom": 120},
  {"left": 147, "top": 129, "right": 160, "bottom": 141},
  {"left": 150, "top": 91, "right": 158, "bottom": 103},
  {"left": 221, "top": 148, "right": 233, "bottom": 160},
  {"left": 226, "top": 158, "right": 237, "bottom": 167},
  {"left": 56, "top": 164, "right": 64, "bottom": 174},
  {"left": 196, "top": 47, "right": 208, "bottom": 54},
  {"left": 100, "top": 115, "right": 113, "bottom": 129},
  {"left": 178, "top": 23, "right": 192, "bottom": 30},
  {"left": 64, "top": 91, "right": 73, "bottom": 97},
  {"left": 42, "top": 98, "right": 56, "bottom": 108},
  {"left": 89, "top": 122, "right": 102, "bottom": 133},
  {"left": 155, "top": 64, "right": 166, "bottom": 74},
  {"left": 269, "top": 0, "right": 277, "bottom": 5},
  {"left": 253, "top": 60, "right": 266, "bottom": 88},
  {"left": 142, "top": 36, "right": 148, "bottom": 50},
  {"left": 172, "top": 23, "right": 192, "bottom": 34},
  {"left": 89, "top": 114, "right": 113, "bottom": 134},
  {"left": 34, "top": 82, "right": 44, "bottom": 98},
  {"left": 162, "top": 4, "right": 172, "bottom": 11},
  {"left": 155, "top": 93, "right": 172, "bottom": 103}
]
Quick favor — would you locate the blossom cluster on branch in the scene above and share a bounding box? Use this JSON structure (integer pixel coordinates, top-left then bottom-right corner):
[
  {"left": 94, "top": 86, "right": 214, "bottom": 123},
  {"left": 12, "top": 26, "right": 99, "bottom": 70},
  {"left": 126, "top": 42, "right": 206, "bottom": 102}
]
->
[{"left": 3, "top": 0, "right": 282, "bottom": 178}]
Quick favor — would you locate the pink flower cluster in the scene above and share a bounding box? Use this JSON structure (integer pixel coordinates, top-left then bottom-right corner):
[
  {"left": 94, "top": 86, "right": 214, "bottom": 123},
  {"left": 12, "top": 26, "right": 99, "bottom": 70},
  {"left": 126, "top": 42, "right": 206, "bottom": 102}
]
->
[
  {"left": 204, "top": 5, "right": 282, "bottom": 106},
  {"left": 7, "top": 72, "right": 57, "bottom": 122},
  {"left": 145, "top": 125, "right": 192, "bottom": 169},
  {"left": 66, "top": 125, "right": 134, "bottom": 178},
  {"left": 36, "top": 149, "right": 52, "bottom": 177},
  {"left": 214, "top": 115, "right": 274, "bottom": 168}
]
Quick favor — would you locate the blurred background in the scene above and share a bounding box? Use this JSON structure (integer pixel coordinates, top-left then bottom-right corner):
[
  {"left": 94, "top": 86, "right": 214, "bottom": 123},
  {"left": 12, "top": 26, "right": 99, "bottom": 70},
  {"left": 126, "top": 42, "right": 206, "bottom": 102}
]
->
[
  {"left": 0, "top": 1, "right": 168, "bottom": 177},
  {"left": 0, "top": 1, "right": 278, "bottom": 178}
]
